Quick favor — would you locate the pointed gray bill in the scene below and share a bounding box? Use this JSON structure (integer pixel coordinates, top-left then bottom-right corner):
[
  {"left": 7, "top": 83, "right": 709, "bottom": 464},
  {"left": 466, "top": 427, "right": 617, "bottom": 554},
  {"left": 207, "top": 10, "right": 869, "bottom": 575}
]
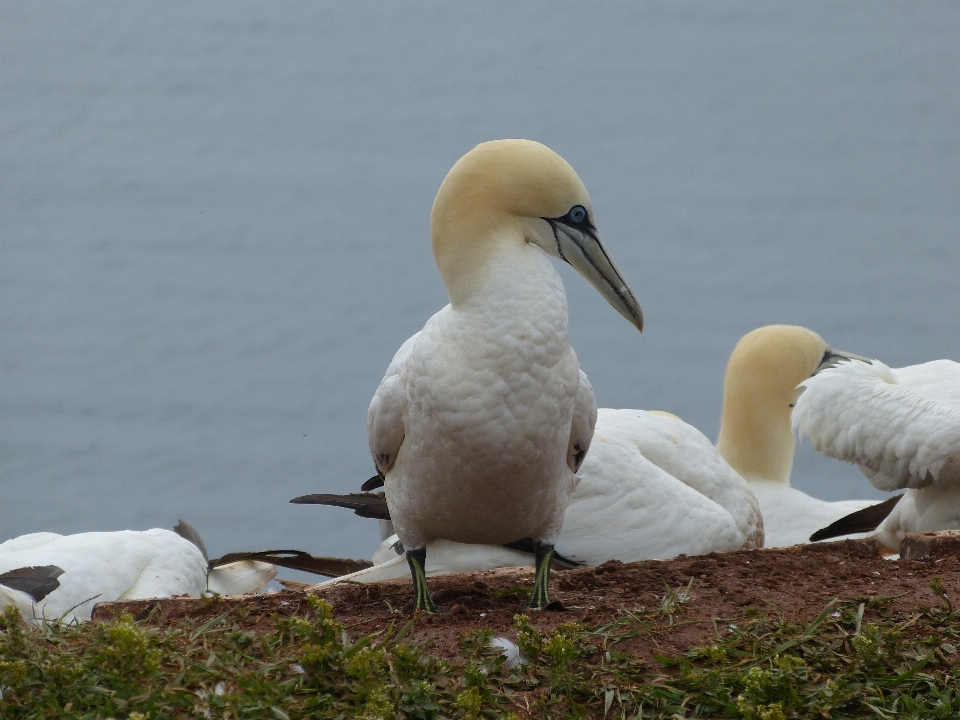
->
[{"left": 546, "top": 219, "right": 644, "bottom": 332}]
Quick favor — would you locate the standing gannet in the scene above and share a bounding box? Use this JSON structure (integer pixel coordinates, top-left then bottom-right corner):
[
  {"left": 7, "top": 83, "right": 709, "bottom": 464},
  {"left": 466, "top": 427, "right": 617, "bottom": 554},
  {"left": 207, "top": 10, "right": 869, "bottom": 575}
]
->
[
  {"left": 0, "top": 523, "right": 277, "bottom": 622},
  {"left": 793, "top": 358, "right": 960, "bottom": 552},
  {"left": 716, "top": 325, "right": 881, "bottom": 547},
  {"left": 367, "top": 139, "right": 643, "bottom": 612},
  {"left": 298, "top": 405, "right": 762, "bottom": 587}
]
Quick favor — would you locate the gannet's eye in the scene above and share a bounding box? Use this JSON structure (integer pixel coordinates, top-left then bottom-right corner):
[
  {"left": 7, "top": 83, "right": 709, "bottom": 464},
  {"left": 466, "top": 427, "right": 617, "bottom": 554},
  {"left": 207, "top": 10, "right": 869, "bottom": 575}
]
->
[{"left": 567, "top": 205, "right": 587, "bottom": 224}]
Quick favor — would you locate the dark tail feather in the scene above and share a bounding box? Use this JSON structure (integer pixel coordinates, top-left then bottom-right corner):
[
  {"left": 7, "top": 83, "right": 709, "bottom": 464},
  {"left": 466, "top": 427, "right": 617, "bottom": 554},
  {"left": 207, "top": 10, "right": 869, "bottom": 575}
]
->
[
  {"left": 504, "top": 538, "right": 582, "bottom": 569},
  {"left": 208, "top": 550, "right": 373, "bottom": 577},
  {"left": 173, "top": 519, "right": 209, "bottom": 561},
  {"left": 289, "top": 492, "right": 390, "bottom": 520},
  {"left": 0, "top": 565, "right": 65, "bottom": 602},
  {"left": 809, "top": 494, "right": 903, "bottom": 542},
  {"left": 361, "top": 474, "right": 385, "bottom": 491}
]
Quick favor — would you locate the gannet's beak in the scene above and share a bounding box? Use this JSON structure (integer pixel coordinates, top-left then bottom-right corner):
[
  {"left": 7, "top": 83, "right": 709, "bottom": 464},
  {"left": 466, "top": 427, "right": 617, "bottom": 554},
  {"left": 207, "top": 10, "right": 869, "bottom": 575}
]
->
[
  {"left": 544, "top": 217, "right": 644, "bottom": 332},
  {"left": 815, "top": 347, "right": 872, "bottom": 374}
]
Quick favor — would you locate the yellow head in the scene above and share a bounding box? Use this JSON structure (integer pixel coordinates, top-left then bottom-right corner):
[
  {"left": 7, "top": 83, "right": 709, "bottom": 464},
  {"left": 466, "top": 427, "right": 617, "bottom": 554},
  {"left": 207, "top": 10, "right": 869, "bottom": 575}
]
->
[
  {"left": 429, "top": 139, "right": 643, "bottom": 331},
  {"left": 716, "top": 325, "right": 830, "bottom": 483}
]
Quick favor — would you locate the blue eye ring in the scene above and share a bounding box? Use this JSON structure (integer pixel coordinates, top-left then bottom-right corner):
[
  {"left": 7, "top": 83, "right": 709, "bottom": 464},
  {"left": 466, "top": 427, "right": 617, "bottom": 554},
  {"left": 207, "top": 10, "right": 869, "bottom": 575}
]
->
[{"left": 567, "top": 205, "right": 587, "bottom": 224}]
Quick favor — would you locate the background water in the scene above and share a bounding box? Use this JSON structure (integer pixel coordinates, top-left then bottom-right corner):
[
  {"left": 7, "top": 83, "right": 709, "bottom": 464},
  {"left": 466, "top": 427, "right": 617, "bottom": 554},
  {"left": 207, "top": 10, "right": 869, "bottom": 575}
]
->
[{"left": 2, "top": 2, "right": 958, "bottom": 573}]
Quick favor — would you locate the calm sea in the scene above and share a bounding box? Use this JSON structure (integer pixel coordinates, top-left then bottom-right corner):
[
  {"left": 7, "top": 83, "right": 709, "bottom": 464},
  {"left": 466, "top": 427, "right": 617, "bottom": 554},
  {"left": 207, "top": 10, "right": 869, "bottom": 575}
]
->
[{"left": 2, "top": 2, "right": 958, "bottom": 568}]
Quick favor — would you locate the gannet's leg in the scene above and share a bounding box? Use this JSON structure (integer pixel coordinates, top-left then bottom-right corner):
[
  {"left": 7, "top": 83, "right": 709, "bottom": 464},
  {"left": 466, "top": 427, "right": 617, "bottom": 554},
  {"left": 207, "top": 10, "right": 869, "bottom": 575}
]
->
[
  {"left": 405, "top": 547, "right": 439, "bottom": 613},
  {"left": 526, "top": 541, "right": 555, "bottom": 610}
]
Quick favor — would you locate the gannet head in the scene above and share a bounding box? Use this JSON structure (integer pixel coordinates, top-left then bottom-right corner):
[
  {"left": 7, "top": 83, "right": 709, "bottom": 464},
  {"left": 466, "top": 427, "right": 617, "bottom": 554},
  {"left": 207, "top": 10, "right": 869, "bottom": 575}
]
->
[
  {"left": 717, "top": 325, "right": 864, "bottom": 484},
  {"left": 430, "top": 139, "right": 643, "bottom": 331}
]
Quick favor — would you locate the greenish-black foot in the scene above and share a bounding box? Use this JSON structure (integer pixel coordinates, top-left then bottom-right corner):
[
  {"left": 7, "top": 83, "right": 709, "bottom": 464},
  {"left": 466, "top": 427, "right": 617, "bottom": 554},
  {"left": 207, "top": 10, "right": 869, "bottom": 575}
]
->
[
  {"left": 406, "top": 547, "right": 440, "bottom": 614},
  {"left": 525, "top": 541, "right": 555, "bottom": 611}
]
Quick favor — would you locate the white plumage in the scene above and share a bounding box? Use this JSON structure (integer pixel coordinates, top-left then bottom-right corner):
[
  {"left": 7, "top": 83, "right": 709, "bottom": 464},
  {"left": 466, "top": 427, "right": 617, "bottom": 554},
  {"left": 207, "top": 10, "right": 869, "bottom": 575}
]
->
[
  {"left": 793, "top": 358, "right": 960, "bottom": 550},
  {"left": 0, "top": 529, "right": 277, "bottom": 623},
  {"left": 558, "top": 408, "right": 762, "bottom": 562}
]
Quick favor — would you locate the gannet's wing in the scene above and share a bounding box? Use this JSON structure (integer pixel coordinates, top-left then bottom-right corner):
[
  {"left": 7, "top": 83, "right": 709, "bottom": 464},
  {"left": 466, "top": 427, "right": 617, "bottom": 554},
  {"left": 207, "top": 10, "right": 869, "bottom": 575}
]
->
[
  {"left": 0, "top": 565, "right": 64, "bottom": 602},
  {"left": 808, "top": 494, "right": 903, "bottom": 541},
  {"left": 209, "top": 550, "right": 372, "bottom": 578},
  {"left": 313, "top": 535, "right": 534, "bottom": 587},
  {"left": 567, "top": 369, "right": 597, "bottom": 473},
  {"left": 794, "top": 359, "right": 960, "bottom": 491},
  {"left": 557, "top": 411, "right": 749, "bottom": 564},
  {"left": 619, "top": 409, "right": 764, "bottom": 549},
  {"left": 367, "top": 332, "right": 419, "bottom": 476},
  {"left": 173, "top": 519, "right": 208, "bottom": 561},
  {"left": 289, "top": 492, "right": 390, "bottom": 519}
]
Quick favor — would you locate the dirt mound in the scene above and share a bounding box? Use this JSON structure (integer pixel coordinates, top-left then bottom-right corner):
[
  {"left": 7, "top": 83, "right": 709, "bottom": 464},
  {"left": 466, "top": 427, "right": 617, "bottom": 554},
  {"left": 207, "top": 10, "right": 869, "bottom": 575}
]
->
[{"left": 93, "top": 537, "right": 959, "bottom": 668}]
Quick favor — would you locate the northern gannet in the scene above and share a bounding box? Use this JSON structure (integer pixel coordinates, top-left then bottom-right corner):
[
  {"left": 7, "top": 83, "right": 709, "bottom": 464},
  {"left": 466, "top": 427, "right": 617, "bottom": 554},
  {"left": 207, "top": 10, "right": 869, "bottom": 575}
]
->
[
  {"left": 297, "top": 406, "right": 763, "bottom": 586},
  {"left": 366, "top": 139, "right": 643, "bottom": 612},
  {"left": 716, "top": 325, "right": 880, "bottom": 547},
  {"left": 793, "top": 358, "right": 960, "bottom": 551},
  {"left": 0, "top": 523, "right": 277, "bottom": 622}
]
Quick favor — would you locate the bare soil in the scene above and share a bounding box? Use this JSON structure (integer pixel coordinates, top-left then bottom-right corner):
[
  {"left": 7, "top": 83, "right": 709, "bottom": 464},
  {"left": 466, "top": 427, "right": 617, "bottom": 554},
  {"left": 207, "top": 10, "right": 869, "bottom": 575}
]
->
[{"left": 92, "top": 537, "right": 960, "bottom": 670}]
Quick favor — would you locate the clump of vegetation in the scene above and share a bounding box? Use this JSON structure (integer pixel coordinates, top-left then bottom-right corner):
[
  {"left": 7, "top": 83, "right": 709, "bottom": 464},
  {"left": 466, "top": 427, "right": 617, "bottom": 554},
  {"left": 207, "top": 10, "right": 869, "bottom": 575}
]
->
[
  {"left": 0, "top": 597, "right": 461, "bottom": 719},
  {"left": 1, "top": 587, "right": 958, "bottom": 719}
]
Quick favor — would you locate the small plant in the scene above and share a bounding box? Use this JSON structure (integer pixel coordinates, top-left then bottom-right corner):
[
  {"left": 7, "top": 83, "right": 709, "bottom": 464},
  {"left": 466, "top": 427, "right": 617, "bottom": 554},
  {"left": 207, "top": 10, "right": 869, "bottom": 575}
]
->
[
  {"left": 660, "top": 576, "right": 694, "bottom": 624},
  {"left": 931, "top": 577, "right": 953, "bottom": 615}
]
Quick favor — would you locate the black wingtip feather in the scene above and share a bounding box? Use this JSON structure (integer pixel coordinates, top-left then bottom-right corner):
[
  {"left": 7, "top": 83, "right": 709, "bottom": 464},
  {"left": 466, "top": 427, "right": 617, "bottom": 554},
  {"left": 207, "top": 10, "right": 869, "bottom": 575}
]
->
[
  {"left": 809, "top": 494, "right": 904, "bottom": 542},
  {"left": 0, "top": 565, "right": 65, "bottom": 602},
  {"left": 288, "top": 492, "right": 391, "bottom": 520},
  {"left": 208, "top": 550, "right": 373, "bottom": 577},
  {"left": 504, "top": 538, "right": 582, "bottom": 569},
  {"left": 361, "top": 474, "right": 385, "bottom": 492},
  {"left": 173, "top": 519, "right": 209, "bottom": 561}
]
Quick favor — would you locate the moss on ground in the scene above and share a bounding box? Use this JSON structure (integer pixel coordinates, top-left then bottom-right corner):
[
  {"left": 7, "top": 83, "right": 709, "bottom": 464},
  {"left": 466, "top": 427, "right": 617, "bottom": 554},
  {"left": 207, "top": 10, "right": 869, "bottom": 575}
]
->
[{"left": 1, "top": 588, "right": 957, "bottom": 719}]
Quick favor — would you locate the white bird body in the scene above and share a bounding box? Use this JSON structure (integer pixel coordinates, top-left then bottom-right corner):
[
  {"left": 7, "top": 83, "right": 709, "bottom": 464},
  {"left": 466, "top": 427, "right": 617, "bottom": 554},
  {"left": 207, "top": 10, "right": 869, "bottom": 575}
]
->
[
  {"left": 207, "top": 559, "right": 277, "bottom": 596},
  {"left": 716, "top": 325, "right": 879, "bottom": 548},
  {"left": 371, "top": 246, "right": 587, "bottom": 549},
  {"left": 319, "top": 407, "right": 762, "bottom": 587},
  {"left": 0, "top": 529, "right": 277, "bottom": 622},
  {"left": 0, "top": 529, "right": 207, "bottom": 622},
  {"left": 793, "top": 358, "right": 960, "bottom": 550},
  {"left": 365, "top": 140, "right": 643, "bottom": 611},
  {"left": 558, "top": 408, "right": 762, "bottom": 562},
  {"left": 0, "top": 584, "right": 37, "bottom": 619},
  {"left": 319, "top": 539, "right": 532, "bottom": 586}
]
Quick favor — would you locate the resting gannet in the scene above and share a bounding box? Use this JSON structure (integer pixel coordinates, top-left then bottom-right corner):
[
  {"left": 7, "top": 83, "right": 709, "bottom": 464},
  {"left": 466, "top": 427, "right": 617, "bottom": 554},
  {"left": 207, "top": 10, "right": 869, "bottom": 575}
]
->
[
  {"left": 716, "top": 325, "right": 881, "bottom": 547},
  {"left": 793, "top": 358, "right": 960, "bottom": 552},
  {"left": 299, "top": 406, "right": 762, "bottom": 587},
  {"left": 0, "top": 523, "right": 276, "bottom": 623},
  {"left": 367, "top": 139, "right": 643, "bottom": 612},
  {"left": 559, "top": 408, "right": 763, "bottom": 560}
]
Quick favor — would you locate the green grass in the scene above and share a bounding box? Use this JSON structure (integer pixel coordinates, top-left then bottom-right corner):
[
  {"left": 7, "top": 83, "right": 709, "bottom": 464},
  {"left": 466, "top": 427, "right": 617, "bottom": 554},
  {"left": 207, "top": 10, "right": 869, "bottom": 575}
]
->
[{"left": 1, "top": 586, "right": 957, "bottom": 719}]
